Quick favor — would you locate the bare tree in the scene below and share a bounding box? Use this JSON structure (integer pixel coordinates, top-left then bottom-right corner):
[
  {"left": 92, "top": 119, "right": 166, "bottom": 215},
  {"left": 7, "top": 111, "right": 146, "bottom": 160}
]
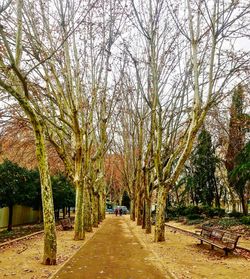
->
[{"left": 0, "top": 0, "right": 57, "bottom": 264}]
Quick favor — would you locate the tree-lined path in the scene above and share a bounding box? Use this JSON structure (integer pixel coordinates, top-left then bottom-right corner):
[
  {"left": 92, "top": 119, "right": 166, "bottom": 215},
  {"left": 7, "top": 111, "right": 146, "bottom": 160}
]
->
[
  {"left": 0, "top": 0, "right": 249, "bottom": 271},
  {"left": 52, "top": 216, "right": 168, "bottom": 279}
]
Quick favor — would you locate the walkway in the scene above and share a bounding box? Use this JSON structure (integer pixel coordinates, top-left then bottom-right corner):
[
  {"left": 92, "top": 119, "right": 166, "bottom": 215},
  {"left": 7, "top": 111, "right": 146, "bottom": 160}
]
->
[{"left": 53, "top": 216, "right": 167, "bottom": 279}]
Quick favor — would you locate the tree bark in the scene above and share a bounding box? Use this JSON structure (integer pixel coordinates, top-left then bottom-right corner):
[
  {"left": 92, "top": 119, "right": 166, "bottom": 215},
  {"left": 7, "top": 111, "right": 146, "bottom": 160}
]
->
[
  {"left": 92, "top": 192, "right": 99, "bottom": 227},
  {"left": 84, "top": 186, "right": 93, "bottom": 232},
  {"left": 130, "top": 198, "right": 136, "bottom": 221},
  {"left": 98, "top": 188, "right": 105, "bottom": 222},
  {"left": 142, "top": 201, "right": 146, "bottom": 229},
  {"left": 154, "top": 186, "right": 168, "bottom": 242},
  {"left": 98, "top": 193, "right": 103, "bottom": 223},
  {"left": 145, "top": 197, "right": 151, "bottom": 234},
  {"left": 136, "top": 192, "right": 143, "bottom": 226},
  {"left": 63, "top": 207, "right": 66, "bottom": 219},
  {"left": 228, "top": 183, "right": 237, "bottom": 212},
  {"left": 240, "top": 193, "right": 248, "bottom": 216},
  {"left": 74, "top": 183, "right": 85, "bottom": 240},
  {"left": 34, "top": 125, "right": 57, "bottom": 265}
]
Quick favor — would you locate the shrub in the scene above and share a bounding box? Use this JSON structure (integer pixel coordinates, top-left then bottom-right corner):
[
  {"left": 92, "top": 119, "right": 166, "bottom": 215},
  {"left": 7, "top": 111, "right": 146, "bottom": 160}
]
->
[
  {"left": 175, "top": 206, "right": 187, "bottom": 216},
  {"left": 186, "top": 213, "right": 203, "bottom": 220},
  {"left": 166, "top": 205, "right": 227, "bottom": 219},
  {"left": 218, "top": 218, "right": 241, "bottom": 228},
  {"left": 228, "top": 211, "right": 244, "bottom": 218},
  {"left": 241, "top": 216, "right": 250, "bottom": 225},
  {"left": 166, "top": 206, "right": 187, "bottom": 218},
  {"left": 201, "top": 206, "right": 214, "bottom": 217},
  {"left": 213, "top": 208, "right": 226, "bottom": 217},
  {"left": 183, "top": 206, "right": 201, "bottom": 216},
  {"left": 201, "top": 206, "right": 226, "bottom": 217},
  {"left": 165, "top": 207, "right": 177, "bottom": 218}
]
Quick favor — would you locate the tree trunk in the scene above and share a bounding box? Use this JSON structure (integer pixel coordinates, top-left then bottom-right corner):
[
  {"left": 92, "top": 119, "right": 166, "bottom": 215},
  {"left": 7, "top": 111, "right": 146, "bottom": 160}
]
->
[
  {"left": 84, "top": 186, "right": 93, "bottom": 232},
  {"left": 130, "top": 198, "right": 136, "bottom": 221},
  {"left": 190, "top": 190, "right": 195, "bottom": 205},
  {"left": 7, "top": 204, "right": 13, "bottom": 231},
  {"left": 214, "top": 180, "right": 220, "bottom": 208},
  {"left": 175, "top": 186, "right": 180, "bottom": 206},
  {"left": 240, "top": 193, "right": 248, "bottom": 216},
  {"left": 98, "top": 187, "right": 105, "bottom": 222},
  {"left": 63, "top": 207, "right": 66, "bottom": 219},
  {"left": 92, "top": 193, "right": 99, "bottom": 227},
  {"left": 55, "top": 209, "right": 59, "bottom": 221},
  {"left": 34, "top": 125, "right": 57, "bottom": 265},
  {"left": 142, "top": 201, "right": 146, "bottom": 229},
  {"left": 136, "top": 192, "right": 143, "bottom": 226},
  {"left": 154, "top": 186, "right": 168, "bottom": 242},
  {"left": 98, "top": 193, "right": 103, "bottom": 223},
  {"left": 145, "top": 197, "right": 151, "bottom": 234},
  {"left": 74, "top": 183, "right": 85, "bottom": 240},
  {"left": 228, "top": 184, "right": 237, "bottom": 212}
]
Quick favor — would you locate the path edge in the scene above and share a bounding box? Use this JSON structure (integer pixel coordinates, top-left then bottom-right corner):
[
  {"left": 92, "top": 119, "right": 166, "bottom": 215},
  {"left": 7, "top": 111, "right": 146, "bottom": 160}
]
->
[
  {"left": 124, "top": 216, "right": 177, "bottom": 279},
  {"left": 49, "top": 219, "right": 107, "bottom": 279}
]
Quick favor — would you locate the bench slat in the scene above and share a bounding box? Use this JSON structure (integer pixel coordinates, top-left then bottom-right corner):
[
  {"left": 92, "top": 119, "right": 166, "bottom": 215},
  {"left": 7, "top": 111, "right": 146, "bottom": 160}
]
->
[{"left": 211, "top": 230, "right": 224, "bottom": 240}]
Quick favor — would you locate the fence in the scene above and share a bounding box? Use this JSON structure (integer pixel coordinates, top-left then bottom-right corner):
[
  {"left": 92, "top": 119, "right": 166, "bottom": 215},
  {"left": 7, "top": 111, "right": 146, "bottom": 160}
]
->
[{"left": 0, "top": 205, "right": 41, "bottom": 228}]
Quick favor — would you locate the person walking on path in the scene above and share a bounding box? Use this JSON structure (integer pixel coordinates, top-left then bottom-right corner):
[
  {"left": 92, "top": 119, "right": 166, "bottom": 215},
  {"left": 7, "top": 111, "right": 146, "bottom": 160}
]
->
[{"left": 119, "top": 207, "right": 123, "bottom": 216}]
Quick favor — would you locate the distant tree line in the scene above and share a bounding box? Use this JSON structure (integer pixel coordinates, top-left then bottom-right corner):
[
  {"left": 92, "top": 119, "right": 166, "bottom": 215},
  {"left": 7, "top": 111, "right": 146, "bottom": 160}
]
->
[{"left": 0, "top": 160, "right": 75, "bottom": 231}]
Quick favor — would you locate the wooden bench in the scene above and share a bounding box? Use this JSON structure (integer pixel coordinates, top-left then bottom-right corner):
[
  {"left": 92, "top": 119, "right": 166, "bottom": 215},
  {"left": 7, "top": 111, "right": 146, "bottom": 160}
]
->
[
  {"left": 60, "top": 218, "right": 73, "bottom": 230},
  {"left": 193, "top": 226, "right": 240, "bottom": 256}
]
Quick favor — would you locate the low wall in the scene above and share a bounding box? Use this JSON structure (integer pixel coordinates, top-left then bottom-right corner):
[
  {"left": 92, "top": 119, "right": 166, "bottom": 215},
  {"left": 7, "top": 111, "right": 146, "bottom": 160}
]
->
[{"left": 0, "top": 205, "right": 41, "bottom": 228}]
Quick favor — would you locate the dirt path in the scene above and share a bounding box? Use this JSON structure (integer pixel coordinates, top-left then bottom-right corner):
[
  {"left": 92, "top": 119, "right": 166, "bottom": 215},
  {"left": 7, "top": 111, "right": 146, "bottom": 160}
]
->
[{"left": 52, "top": 216, "right": 168, "bottom": 279}]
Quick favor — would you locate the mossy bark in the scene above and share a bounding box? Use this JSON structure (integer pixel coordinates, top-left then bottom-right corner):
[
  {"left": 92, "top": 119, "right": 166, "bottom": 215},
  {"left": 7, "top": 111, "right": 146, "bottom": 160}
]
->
[
  {"left": 98, "top": 194, "right": 103, "bottom": 223},
  {"left": 145, "top": 197, "right": 152, "bottom": 234},
  {"left": 84, "top": 186, "right": 93, "bottom": 232},
  {"left": 99, "top": 190, "right": 106, "bottom": 221},
  {"left": 74, "top": 182, "right": 85, "bottom": 240},
  {"left": 33, "top": 124, "right": 57, "bottom": 264},
  {"left": 142, "top": 202, "right": 146, "bottom": 229},
  {"left": 154, "top": 186, "right": 168, "bottom": 242},
  {"left": 92, "top": 193, "right": 99, "bottom": 227},
  {"left": 130, "top": 198, "right": 136, "bottom": 221},
  {"left": 136, "top": 192, "right": 143, "bottom": 226}
]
